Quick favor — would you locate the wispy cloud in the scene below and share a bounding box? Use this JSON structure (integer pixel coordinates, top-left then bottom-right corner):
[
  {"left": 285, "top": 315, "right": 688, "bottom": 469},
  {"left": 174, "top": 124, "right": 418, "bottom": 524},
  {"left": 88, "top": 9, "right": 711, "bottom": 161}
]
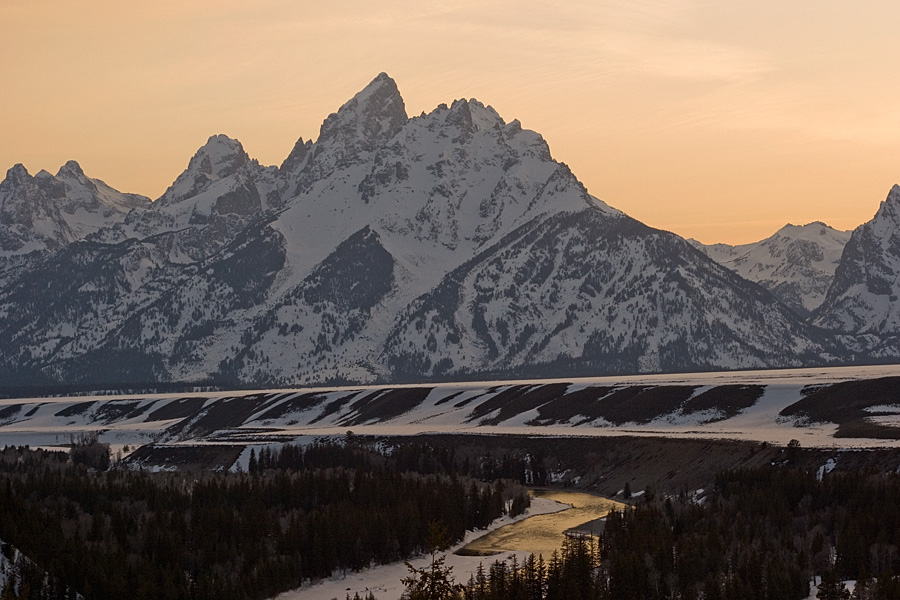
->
[
  {"left": 392, "top": 0, "right": 774, "bottom": 86},
  {"left": 600, "top": 34, "right": 774, "bottom": 83}
]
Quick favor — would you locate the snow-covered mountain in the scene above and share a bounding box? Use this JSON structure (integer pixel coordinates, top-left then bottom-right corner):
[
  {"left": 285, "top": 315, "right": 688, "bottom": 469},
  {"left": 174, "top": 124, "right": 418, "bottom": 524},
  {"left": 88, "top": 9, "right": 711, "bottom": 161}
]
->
[
  {"left": 0, "top": 161, "right": 149, "bottom": 279},
  {"left": 0, "top": 73, "right": 878, "bottom": 388},
  {"left": 382, "top": 210, "right": 830, "bottom": 381},
  {"left": 691, "top": 222, "right": 851, "bottom": 317},
  {"left": 815, "top": 185, "right": 900, "bottom": 344}
]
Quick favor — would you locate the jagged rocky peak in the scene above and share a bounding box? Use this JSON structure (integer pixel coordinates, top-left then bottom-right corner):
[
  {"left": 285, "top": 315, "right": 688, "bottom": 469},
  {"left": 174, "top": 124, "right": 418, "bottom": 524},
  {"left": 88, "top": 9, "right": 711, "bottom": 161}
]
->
[
  {"left": 815, "top": 184, "right": 900, "bottom": 334},
  {"left": 279, "top": 74, "right": 407, "bottom": 189},
  {"left": 1, "top": 161, "right": 95, "bottom": 217},
  {"left": 4, "top": 163, "right": 30, "bottom": 184},
  {"left": 417, "top": 99, "right": 554, "bottom": 166},
  {"left": 0, "top": 160, "right": 150, "bottom": 255},
  {"left": 425, "top": 98, "right": 497, "bottom": 133},
  {"left": 53, "top": 160, "right": 103, "bottom": 211},
  {"left": 189, "top": 134, "right": 251, "bottom": 180},
  {"left": 1, "top": 165, "right": 40, "bottom": 210},
  {"left": 0, "top": 165, "right": 40, "bottom": 228},
  {"left": 503, "top": 118, "right": 553, "bottom": 162},
  {"left": 873, "top": 184, "right": 900, "bottom": 225},
  {"left": 31, "top": 169, "right": 64, "bottom": 195},
  {"left": 447, "top": 98, "right": 492, "bottom": 133},
  {"left": 55, "top": 160, "right": 86, "bottom": 179},
  {"left": 279, "top": 137, "right": 312, "bottom": 174},
  {"left": 317, "top": 72, "right": 408, "bottom": 157},
  {"left": 2, "top": 164, "right": 55, "bottom": 191},
  {"left": 155, "top": 134, "right": 257, "bottom": 207}
]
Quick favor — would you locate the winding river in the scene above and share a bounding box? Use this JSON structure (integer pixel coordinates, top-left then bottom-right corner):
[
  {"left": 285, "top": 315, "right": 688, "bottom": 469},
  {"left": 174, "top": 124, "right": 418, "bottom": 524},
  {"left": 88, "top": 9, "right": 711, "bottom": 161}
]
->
[{"left": 459, "top": 490, "right": 626, "bottom": 557}]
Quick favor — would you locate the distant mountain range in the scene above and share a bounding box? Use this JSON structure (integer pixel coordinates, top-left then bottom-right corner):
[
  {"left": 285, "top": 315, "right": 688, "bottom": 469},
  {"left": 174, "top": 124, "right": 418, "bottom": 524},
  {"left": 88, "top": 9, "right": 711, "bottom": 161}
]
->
[
  {"left": 1, "top": 73, "right": 898, "bottom": 388},
  {"left": 690, "top": 222, "right": 851, "bottom": 318}
]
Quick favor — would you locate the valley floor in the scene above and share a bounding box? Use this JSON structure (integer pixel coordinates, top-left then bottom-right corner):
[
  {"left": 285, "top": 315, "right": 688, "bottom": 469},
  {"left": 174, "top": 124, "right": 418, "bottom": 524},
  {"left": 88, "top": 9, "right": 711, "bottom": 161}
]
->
[{"left": 3, "top": 364, "right": 900, "bottom": 456}]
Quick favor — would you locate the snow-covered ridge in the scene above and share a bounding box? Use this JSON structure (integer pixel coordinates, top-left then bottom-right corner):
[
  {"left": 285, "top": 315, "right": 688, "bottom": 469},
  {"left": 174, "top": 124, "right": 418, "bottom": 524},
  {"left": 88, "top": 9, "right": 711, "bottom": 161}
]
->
[
  {"left": 691, "top": 221, "right": 851, "bottom": 316},
  {"left": 0, "top": 161, "right": 149, "bottom": 261}
]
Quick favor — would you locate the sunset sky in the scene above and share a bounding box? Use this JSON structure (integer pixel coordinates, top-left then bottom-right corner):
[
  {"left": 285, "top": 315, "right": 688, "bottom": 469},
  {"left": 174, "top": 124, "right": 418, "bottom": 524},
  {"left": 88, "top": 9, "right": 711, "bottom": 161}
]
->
[{"left": 3, "top": 1, "right": 900, "bottom": 244}]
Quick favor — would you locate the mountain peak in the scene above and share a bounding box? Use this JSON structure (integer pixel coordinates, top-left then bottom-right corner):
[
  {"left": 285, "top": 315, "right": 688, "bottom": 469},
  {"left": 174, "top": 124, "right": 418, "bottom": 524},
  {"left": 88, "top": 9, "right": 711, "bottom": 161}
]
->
[
  {"left": 874, "top": 183, "right": 900, "bottom": 224},
  {"left": 279, "top": 137, "right": 311, "bottom": 174},
  {"left": 56, "top": 160, "right": 85, "bottom": 179},
  {"left": 885, "top": 183, "right": 900, "bottom": 206},
  {"left": 335, "top": 73, "right": 405, "bottom": 122},
  {"left": 182, "top": 134, "right": 250, "bottom": 182},
  {"left": 195, "top": 134, "right": 248, "bottom": 177},
  {"left": 776, "top": 221, "right": 844, "bottom": 237},
  {"left": 5, "top": 163, "right": 30, "bottom": 183},
  {"left": 798, "top": 221, "right": 828, "bottom": 231},
  {"left": 458, "top": 99, "right": 511, "bottom": 140},
  {"left": 352, "top": 72, "right": 401, "bottom": 106},
  {"left": 153, "top": 134, "right": 255, "bottom": 207},
  {"left": 317, "top": 73, "right": 408, "bottom": 156}
]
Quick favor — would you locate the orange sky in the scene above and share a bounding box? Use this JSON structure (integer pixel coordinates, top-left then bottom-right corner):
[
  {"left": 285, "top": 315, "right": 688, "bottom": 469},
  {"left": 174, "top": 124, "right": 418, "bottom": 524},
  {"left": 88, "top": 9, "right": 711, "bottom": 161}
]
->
[{"left": 3, "top": 0, "right": 900, "bottom": 244}]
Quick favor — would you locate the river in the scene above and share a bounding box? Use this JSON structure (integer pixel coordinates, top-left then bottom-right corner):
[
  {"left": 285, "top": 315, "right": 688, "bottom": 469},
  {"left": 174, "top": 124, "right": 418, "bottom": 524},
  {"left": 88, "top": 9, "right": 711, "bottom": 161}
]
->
[{"left": 458, "top": 490, "right": 627, "bottom": 557}]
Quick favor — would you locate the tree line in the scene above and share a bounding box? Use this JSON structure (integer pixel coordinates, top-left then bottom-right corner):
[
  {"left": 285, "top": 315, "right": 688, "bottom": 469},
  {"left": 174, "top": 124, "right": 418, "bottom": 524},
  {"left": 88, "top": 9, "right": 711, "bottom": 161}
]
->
[
  {"left": 409, "top": 466, "right": 900, "bottom": 600},
  {"left": 0, "top": 442, "right": 528, "bottom": 600},
  {"left": 249, "top": 437, "right": 549, "bottom": 487}
]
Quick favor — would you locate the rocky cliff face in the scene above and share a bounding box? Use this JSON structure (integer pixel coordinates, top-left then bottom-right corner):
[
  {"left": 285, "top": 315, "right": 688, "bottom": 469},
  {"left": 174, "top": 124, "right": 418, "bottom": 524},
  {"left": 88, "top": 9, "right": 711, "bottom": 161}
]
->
[
  {"left": 815, "top": 185, "right": 900, "bottom": 343},
  {"left": 0, "top": 74, "right": 874, "bottom": 388}
]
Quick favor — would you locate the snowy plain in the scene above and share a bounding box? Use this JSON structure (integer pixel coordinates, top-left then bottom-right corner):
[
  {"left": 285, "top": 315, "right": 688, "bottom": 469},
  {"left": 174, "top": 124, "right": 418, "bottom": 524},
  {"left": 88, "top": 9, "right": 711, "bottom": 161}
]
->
[{"left": 3, "top": 363, "right": 900, "bottom": 451}]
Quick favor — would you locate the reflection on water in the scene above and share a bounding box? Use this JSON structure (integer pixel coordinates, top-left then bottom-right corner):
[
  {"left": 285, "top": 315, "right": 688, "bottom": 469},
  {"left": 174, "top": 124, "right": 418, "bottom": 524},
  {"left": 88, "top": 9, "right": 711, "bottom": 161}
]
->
[{"left": 459, "top": 490, "right": 626, "bottom": 557}]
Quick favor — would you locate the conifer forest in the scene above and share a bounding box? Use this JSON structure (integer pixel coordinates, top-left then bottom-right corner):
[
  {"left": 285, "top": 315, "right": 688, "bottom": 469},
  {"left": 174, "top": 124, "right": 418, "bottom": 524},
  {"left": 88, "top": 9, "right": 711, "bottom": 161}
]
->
[{"left": 1, "top": 440, "right": 900, "bottom": 599}]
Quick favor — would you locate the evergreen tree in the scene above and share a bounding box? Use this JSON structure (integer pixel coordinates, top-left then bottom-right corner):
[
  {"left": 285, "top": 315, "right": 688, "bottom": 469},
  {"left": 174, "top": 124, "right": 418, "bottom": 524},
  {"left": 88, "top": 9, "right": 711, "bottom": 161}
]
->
[
  {"left": 817, "top": 569, "right": 850, "bottom": 600},
  {"left": 401, "top": 522, "right": 462, "bottom": 600}
]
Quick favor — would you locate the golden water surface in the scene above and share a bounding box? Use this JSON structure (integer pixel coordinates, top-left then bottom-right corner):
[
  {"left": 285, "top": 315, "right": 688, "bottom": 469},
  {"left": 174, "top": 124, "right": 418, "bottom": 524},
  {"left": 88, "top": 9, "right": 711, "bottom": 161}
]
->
[{"left": 459, "top": 491, "right": 626, "bottom": 557}]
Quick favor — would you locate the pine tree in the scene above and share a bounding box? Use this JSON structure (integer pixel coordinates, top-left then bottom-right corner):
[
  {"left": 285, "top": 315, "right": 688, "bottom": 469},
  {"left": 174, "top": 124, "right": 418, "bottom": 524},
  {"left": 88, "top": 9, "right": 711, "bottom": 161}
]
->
[
  {"left": 401, "top": 522, "right": 462, "bottom": 600},
  {"left": 817, "top": 569, "right": 850, "bottom": 600}
]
